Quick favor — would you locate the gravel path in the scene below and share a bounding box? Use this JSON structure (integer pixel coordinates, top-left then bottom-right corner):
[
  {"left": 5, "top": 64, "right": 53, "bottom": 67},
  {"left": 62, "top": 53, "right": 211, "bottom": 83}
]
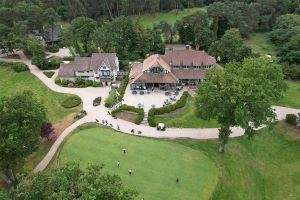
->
[{"left": 1, "top": 51, "right": 299, "bottom": 172}]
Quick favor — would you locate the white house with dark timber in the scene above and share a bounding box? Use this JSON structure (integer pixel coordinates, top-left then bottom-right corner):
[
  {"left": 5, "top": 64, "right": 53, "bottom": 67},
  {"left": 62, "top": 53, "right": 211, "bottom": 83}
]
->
[{"left": 58, "top": 53, "right": 119, "bottom": 85}]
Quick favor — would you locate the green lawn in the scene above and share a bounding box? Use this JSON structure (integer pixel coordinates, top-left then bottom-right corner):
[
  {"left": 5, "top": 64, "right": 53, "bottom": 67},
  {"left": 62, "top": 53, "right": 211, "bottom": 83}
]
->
[
  {"left": 244, "top": 33, "right": 277, "bottom": 57},
  {"left": 155, "top": 97, "right": 219, "bottom": 128},
  {"left": 278, "top": 81, "right": 300, "bottom": 108},
  {"left": 53, "top": 122, "right": 300, "bottom": 200},
  {"left": 0, "top": 66, "right": 81, "bottom": 122},
  {"left": 176, "top": 122, "right": 300, "bottom": 200},
  {"left": 130, "top": 7, "right": 206, "bottom": 27},
  {"left": 54, "top": 125, "right": 218, "bottom": 200}
]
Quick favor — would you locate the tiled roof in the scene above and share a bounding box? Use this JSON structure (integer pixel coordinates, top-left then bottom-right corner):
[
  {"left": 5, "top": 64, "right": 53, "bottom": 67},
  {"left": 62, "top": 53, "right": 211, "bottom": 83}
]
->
[
  {"left": 57, "top": 63, "right": 75, "bottom": 77},
  {"left": 162, "top": 49, "right": 216, "bottom": 67},
  {"left": 57, "top": 53, "right": 118, "bottom": 78}
]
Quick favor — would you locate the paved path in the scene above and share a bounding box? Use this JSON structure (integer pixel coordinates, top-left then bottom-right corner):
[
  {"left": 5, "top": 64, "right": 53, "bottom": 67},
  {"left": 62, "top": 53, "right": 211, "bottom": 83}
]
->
[{"left": 1, "top": 51, "right": 300, "bottom": 172}]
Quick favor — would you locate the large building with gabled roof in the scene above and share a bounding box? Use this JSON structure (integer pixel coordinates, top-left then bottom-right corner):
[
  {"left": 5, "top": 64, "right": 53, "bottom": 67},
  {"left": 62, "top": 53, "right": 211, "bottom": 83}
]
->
[
  {"left": 58, "top": 53, "right": 119, "bottom": 85},
  {"left": 129, "top": 47, "right": 217, "bottom": 90}
]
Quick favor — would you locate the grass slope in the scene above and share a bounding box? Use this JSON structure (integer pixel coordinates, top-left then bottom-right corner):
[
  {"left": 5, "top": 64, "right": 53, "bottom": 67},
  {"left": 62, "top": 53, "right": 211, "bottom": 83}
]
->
[
  {"left": 54, "top": 125, "right": 218, "bottom": 200},
  {"left": 176, "top": 122, "right": 300, "bottom": 200},
  {"left": 0, "top": 66, "right": 81, "bottom": 122},
  {"left": 244, "top": 33, "right": 277, "bottom": 57},
  {"left": 155, "top": 97, "right": 219, "bottom": 128},
  {"left": 131, "top": 7, "right": 206, "bottom": 27},
  {"left": 278, "top": 81, "right": 300, "bottom": 109}
]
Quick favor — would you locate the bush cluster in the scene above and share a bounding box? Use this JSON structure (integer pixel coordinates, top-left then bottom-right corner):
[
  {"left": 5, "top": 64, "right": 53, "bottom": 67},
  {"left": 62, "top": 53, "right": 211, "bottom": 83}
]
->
[
  {"left": 148, "top": 91, "right": 190, "bottom": 127},
  {"left": 105, "top": 76, "right": 129, "bottom": 108},
  {"left": 0, "top": 61, "right": 29, "bottom": 72},
  {"left": 12, "top": 62, "right": 28, "bottom": 72},
  {"left": 112, "top": 104, "right": 144, "bottom": 125},
  {"left": 61, "top": 96, "right": 82, "bottom": 108},
  {"left": 43, "top": 71, "right": 55, "bottom": 78},
  {"left": 46, "top": 45, "right": 59, "bottom": 53},
  {"left": 55, "top": 77, "right": 102, "bottom": 88},
  {"left": 63, "top": 56, "right": 75, "bottom": 61},
  {"left": 286, "top": 114, "right": 297, "bottom": 125},
  {"left": 283, "top": 64, "right": 300, "bottom": 80}
]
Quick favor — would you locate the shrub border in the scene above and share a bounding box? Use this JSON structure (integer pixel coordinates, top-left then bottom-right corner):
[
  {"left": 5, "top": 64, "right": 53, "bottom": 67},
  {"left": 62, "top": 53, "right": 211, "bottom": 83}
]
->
[
  {"left": 148, "top": 91, "right": 190, "bottom": 127},
  {"left": 112, "top": 104, "right": 144, "bottom": 125}
]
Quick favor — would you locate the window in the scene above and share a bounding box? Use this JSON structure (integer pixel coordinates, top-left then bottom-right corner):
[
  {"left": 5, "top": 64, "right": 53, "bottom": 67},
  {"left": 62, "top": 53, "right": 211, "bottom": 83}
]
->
[
  {"left": 102, "top": 71, "right": 110, "bottom": 76},
  {"left": 194, "top": 66, "right": 200, "bottom": 69},
  {"left": 173, "top": 66, "right": 180, "bottom": 69},
  {"left": 183, "top": 66, "right": 189, "bottom": 69}
]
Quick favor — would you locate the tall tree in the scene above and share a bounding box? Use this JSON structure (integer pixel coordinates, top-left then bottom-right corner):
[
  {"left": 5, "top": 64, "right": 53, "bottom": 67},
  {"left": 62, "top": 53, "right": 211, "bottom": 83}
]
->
[
  {"left": 209, "top": 28, "right": 252, "bottom": 64},
  {"left": 0, "top": 91, "right": 46, "bottom": 184},
  {"left": 195, "top": 58, "right": 286, "bottom": 152}
]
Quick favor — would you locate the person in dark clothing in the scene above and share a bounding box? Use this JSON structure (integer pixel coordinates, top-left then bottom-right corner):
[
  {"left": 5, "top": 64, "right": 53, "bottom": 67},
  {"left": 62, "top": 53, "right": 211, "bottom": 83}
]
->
[{"left": 176, "top": 178, "right": 179, "bottom": 183}]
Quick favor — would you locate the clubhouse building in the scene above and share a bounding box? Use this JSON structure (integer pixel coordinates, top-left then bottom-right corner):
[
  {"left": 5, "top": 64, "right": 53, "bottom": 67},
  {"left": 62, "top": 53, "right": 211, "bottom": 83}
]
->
[{"left": 129, "top": 46, "right": 217, "bottom": 90}]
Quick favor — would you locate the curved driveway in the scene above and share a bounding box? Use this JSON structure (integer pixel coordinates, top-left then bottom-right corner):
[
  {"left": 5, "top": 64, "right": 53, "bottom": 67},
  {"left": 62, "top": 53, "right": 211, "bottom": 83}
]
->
[{"left": 1, "top": 52, "right": 299, "bottom": 172}]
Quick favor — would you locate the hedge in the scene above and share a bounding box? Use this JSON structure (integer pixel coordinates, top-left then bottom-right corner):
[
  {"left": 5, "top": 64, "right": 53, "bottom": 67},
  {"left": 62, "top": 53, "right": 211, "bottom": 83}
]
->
[
  {"left": 112, "top": 104, "right": 144, "bottom": 125},
  {"left": 286, "top": 114, "right": 297, "bottom": 125},
  {"left": 0, "top": 61, "right": 29, "bottom": 72},
  {"left": 61, "top": 96, "right": 82, "bottom": 108},
  {"left": 148, "top": 91, "right": 190, "bottom": 127},
  {"left": 105, "top": 76, "right": 129, "bottom": 108},
  {"left": 55, "top": 77, "right": 102, "bottom": 88},
  {"left": 43, "top": 71, "right": 55, "bottom": 78}
]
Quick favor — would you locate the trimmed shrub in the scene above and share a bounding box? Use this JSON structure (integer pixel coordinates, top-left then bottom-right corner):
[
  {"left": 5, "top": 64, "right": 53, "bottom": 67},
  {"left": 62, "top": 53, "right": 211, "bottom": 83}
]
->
[
  {"left": 11, "top": 62, "right": 28, "bottom": 72},
  {"left": 46, "top": 45, "right": 59, "bottom": 53},
  {"left": 112, "top": 104, "right": 144, "bottom": 125},
  {"left": 61, "top": 96, "right": 82, "bottom": 108},
  {"left": 63, "top": 56, "right": 75, "bottom": 61},
  {"left": 48, "top": 57, "right": 63, "bottom": 70},
  {"left": 32, "top": 55, "right": 48, "bottom": 69},
  {"left": 43, "top": 71, "right": 55, "bottom": 78},
  {"left": 140, "top": 91, "right": 144, "bottom": 95},
  {"left": 286, "top": 114, "right": 297, "bottom": 125},
  {"left": 132, "top": 90, "right": 137, "bottom": 95},
  {"left": 105, "top": 89, "right": 117, "bottom": 108},
  {"left": 55, "top": 77, "right": 61, "bottom": 84},
  {"left": 117, "top": 76, "right": 129, "bottom": 100},
  {"left": 105, "top": 76, "right": 129, "bottom": 108},
  {"left": 148, "top": 91, "right": 190, "bottom": 127}
]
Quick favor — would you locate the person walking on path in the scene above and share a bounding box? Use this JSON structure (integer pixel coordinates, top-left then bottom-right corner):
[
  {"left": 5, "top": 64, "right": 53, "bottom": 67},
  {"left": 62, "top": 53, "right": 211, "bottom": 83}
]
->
[
  {"left": 129, "top": 169, "right": 132, "bottom": 175},
  {"left": 117, "top": 160, "right": 120, "bottom": 167}
]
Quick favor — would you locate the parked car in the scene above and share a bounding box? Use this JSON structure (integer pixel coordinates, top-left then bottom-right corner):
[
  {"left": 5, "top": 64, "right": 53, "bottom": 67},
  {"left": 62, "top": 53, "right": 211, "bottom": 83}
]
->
[{"left": 157, "top": 123, "right": 166, "bottom": 131}]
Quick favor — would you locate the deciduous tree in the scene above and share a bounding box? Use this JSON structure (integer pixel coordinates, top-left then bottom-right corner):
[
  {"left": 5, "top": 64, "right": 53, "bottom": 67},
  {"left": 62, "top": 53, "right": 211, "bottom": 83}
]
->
[
  {"left": 195, "top": 58, "right": 286, "bottom": 152},
  {"left": 0, "top": 91, "right": 46, "bottom": 184}
]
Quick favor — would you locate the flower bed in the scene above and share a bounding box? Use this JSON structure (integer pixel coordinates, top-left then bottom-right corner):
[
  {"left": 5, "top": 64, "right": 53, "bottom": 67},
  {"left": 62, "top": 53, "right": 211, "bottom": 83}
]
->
[
  {"left": 43, "top": 71, "right": 55, "bottom": 78},
  {"left": 105, "top": 76, "right": 129, "bottom": 108},
  {"left": 148, "top": 91, "right": 190, "bottom": 127},
  {"left": 112, "top": 104, "right": 144, "bottom": 125}
]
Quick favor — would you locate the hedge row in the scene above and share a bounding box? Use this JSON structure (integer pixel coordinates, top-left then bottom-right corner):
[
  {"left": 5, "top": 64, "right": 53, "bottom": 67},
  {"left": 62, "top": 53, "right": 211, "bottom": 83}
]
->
[
  {"left": 0, "top": 61, "right": 28, "bottom": 72},
  {"left": 55, "top": 77, "right": 102, "bottom": 88},
  {"left": 105, "top": 76, "right": 129, "bottom": 108},
  {"left": 112, "top": 104, "right": 144, "bottom": 125},
  {"left": 148, "top": 91, "right": 190, "bottom": 127}
]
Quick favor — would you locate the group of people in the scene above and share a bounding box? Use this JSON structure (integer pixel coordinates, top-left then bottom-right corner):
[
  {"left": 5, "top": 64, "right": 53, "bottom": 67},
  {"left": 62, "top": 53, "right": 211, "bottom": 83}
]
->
[{"left": 116, "top": 148, "right": 133, "bottom": 176}]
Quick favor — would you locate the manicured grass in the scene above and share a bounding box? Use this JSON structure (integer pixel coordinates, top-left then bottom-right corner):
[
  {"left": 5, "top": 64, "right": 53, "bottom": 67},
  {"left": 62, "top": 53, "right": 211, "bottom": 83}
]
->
[
  {"left": 131, "top": 7, "right": 206, "bottom": 27},
  {"left": 61, "top": 96, "right": 82, "bottom": 108},
  {"left": 43, "top": 71, "right": 55, "bottom": 78},
  {"left": 54, "top": 125, "right": 218, "bottom": 200},
  {"left": 278, "top": 81, "right": 300, "bottom": 108},
  {"left": 175, "top": 122, "right": 300, "bottom": 200},
  {"left": 0, "top": 66, "right": 81, "bottom": 122},
  {"left": 155, "top": 97, "right": 219, "bottom": 128},
  {"left": 244, "top": 33, "right": 277, "bottom": 57}
]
